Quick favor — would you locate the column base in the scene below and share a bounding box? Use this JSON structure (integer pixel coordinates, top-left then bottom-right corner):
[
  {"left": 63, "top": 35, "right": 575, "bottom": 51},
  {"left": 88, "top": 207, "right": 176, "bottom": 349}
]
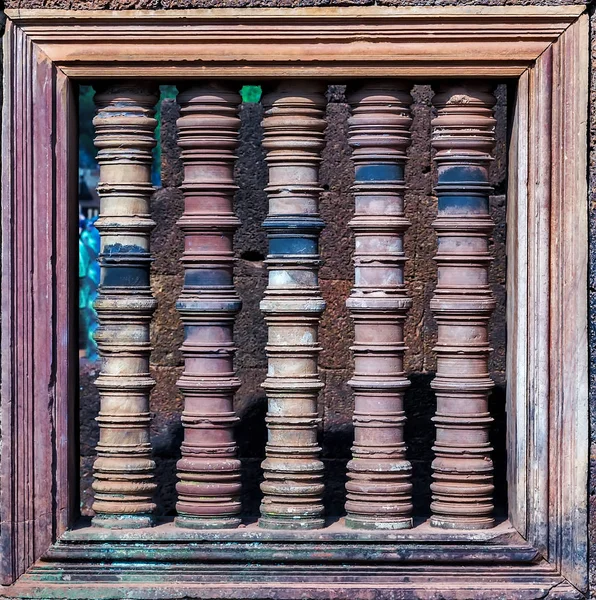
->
[
  {"left": 91, "top": 513, "right": 154, "bottom": 529},
  {"left": 430, "top": 516, "right": 495, "bottom": 530},
  {"left": 175, "top": 515, "right": 242, "bottom": 530},
  {"left": 345, "top": 515, "right": 413, "bottom": 530},
  {"left": 258, "top": 516, "right": 325, "bottom": 530}
]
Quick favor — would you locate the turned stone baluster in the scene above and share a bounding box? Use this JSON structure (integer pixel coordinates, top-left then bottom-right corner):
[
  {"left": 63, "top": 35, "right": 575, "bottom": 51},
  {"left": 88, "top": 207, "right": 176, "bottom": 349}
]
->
[
  {"left": 174, "top": 84, "right": 243, "bottom": 529},
  {"left": 345, "top": 82, "right": 414, "bottom": 530},
  {"left": 430, "top": 83, "right": 497, "bottom": 530},
  {"left": 92, "top": 85, "right": 158, "bottom": 529},
  {"left": 259, "top": 81, "right": 327, "bottom": 530}
]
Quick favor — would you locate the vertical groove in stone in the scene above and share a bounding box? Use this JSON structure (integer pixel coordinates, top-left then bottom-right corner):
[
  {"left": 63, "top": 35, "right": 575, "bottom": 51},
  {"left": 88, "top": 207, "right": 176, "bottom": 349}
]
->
[
  {"left": 174, "top": 84, "right": 243, "bottom": 529},
  {"left": 345, "top": 82, "right": 414, "bottom": 530},
  {"left": 430, "top": 83, "right": 497, "bottom": 530},
  {"left": 258, "top": 81, "right": 327, "bottom": 530},
  {"left": 91, "top": 84, "right": 158, "bottom": 529}
]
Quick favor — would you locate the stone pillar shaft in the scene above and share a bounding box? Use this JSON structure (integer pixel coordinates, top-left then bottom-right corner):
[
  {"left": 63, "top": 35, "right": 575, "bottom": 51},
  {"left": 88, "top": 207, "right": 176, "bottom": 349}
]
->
[
  {"left": 259, "top": 82, "right": 327, "bottom": 530},
  {"left": 430, "top": 83, "right": 497, "bottom": 530},
  {"left": 345, "top": 82, "right": 414, "bottom": 530},
  {"left": 174, "top": 84, "right": 243, "bottom": 529},
  {"left": 91, "top": 85, "right": 158, "bottom": 529}
]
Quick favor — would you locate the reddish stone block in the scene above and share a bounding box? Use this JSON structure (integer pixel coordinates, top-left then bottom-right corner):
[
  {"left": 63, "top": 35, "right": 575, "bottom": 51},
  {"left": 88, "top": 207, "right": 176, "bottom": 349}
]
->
[
  {"left": 234, "top": 102, "right": 269, "bottom": 259},
  {"left": 150, "top": 365, "right": 184, "bottom": 413},
  {"left": 150, "top": 187, "right": 184, "bottom": 277},
  {"left": 319, "top": 100, "right": 354, "bottom": 282},
  {"left": 159, "top": 97, "right": 183, "bottom": 189},
  {"left": 321, "top": 368, "right": 354, "bottom": 451}
]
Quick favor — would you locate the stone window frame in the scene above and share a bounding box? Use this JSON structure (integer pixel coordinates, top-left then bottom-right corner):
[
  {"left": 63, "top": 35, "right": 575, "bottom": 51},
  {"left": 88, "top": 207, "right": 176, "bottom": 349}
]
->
[{"left": 0, "top": 7, "right": 589, "bottom": 598}]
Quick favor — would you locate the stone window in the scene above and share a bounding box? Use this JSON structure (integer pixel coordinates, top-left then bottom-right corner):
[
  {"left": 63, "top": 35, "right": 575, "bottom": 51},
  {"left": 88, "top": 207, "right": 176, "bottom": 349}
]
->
[{"left": 0, "top": 6, "right": 588, "bottom": 598}]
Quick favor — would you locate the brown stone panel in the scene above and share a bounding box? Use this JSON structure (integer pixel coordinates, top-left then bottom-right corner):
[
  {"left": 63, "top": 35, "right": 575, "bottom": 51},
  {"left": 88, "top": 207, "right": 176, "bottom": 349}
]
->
[
  {"left": 235, "top": 367, "right": 268, "bottom": 460},
  {"left": 151, "top": 411, "right": 183, "bottom": 459},
  {"left": 149, "top": 365, "right": 184, "bottom": 413},
  {"left": 159, "top": 96, "right": 183, "bottom": 189},
  {"left": 319, "top": 93, "right": 354, "bottom": 283},
  {"left": 488, "top": 84, "right": 507, "bottom": 386},
  {"left": 150, "top": 272, "right": 184, "bottom": 367},
  {"left": 321, "top": 368, "right": 354, "bottom": 459},
  {"left": 234, "top": 101, "right": 268, "bottom": 261},
  {"left": 150, "top": 187, "right": 184, "bottom": 277},
  {"left": 403, "top": 373, "right": 436, "bottom": 515},
  {"left": 234, "top": 272, "right": 268, "bottom": 370},
  {"left": 233, "top": 101, "right": 269, "bottom": 384},
  {"left": 404, "top": 85, "right": 436, "bottom": 376},
  {"left": 79, "top": 456, "right": 95, "bottom": 517},
  {"left": 151, "top": 409, "right": 183, "bottom": 518},
  {"left": 79, "top": 359, "right": 101, "bottom": 457},
  {"left": 319, "top": 278, "right": 353, "bottom": 370},
  {"left": 239, "top": 458, "right": 264, "bottom": 519},
  {"left": 488, "top": 194, "right": 507, "bottom": 387},
  {"left": 153, "top": 457, "right": 180, "bottom": 517},
  {"left": 322, "top": 458, "right": 349, "bottom": 517},
  {"left": 235, "top": 367, "right": 268, "bottom": 518},
  {"left": 490, "top": 84, "right": 508, "bottom": 194}
]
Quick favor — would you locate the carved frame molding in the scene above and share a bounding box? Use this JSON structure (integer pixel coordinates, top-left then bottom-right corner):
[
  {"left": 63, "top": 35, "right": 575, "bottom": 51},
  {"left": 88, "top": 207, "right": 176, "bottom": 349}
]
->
[{"left": 1, "top": 7, "right": 589, "bottom": 598}]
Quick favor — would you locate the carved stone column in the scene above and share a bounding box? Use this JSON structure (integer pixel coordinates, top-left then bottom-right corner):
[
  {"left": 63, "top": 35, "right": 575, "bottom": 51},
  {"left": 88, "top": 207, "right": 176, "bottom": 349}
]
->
[
  {"left": 258, "top": 82, "right": 327, "bottom": 530},
  {"left": 430, "top": 83, "right": 497, "bottom": 530},
  {"left": 174, "top": 84, "right": 243, "bottom": 529},
  {"left": 91, "top": 85, "right": 158, "bottom": 529},
  {"left": 345, "top": 82, "right": 414, "bottom": 530}
]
